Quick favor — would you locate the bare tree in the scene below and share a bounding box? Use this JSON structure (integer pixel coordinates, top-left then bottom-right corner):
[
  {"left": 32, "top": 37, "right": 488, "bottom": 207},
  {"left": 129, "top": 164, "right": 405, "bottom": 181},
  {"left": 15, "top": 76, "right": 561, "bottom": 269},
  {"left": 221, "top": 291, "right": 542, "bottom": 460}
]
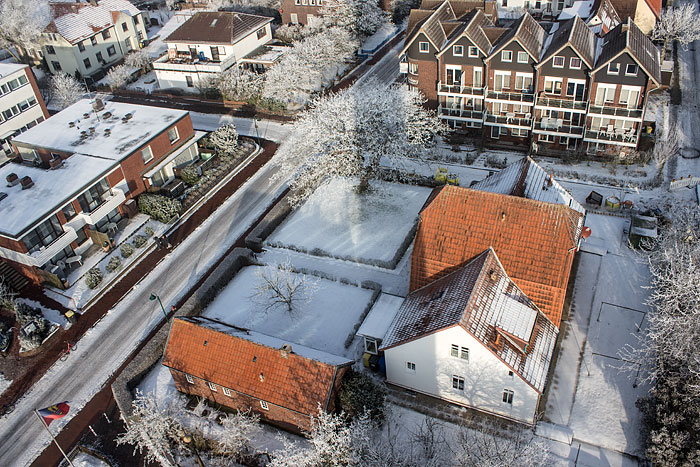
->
[
  {"left": 124, "top": 50, "right": 152, "bottom": 72},
  {"left": 653, "top": 124, "right": 679, "bottom": 177},
  {"left": 454, "top": 421, "right": 551, "bottom": 467},
  {"left": 217, "top": 410, "right": 262, "bottom": 461},
  {"left": 105, "top": 65, "right": 132, "bottom": 90},
  {"left": 652, "top": 4, "right": 700, "bottom": 59},
  {"left": 0, "top": 279, "right": 17, "bottom": 312},
  {"left": 252, "top": 260, "right": 319, "bottom": 314},
  {"left": 207, "top": 124, "right": 239, "bottom": 157},
  {"left": 49, "top": 74, "right": 86, "bottom": 110},
  {"left": 0, "top": 0, "right": 50, "bottom": 63}
]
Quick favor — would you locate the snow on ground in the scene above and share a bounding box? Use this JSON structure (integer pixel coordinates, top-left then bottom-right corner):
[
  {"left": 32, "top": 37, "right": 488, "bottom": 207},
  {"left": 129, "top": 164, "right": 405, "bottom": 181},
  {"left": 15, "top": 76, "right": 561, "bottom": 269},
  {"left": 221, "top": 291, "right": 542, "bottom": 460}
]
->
[
  {"left": 267, "top": 179, "right": 432, "bottom": 265},
  {"left": 361, "top": 23, "right": 401, "bottom": 52},
  {"left": 70, "top": 451, "right": 110, "bottom": 467},
  {"left": 0, "top": 372, "right": 10, "bottom": 396},
  {"left": 126, "top": 70, "right": 158, "bottom": 93},
  {"left": 16, "top": 298, "right": 71, "bottom": 330},
  {"left": 142, "top": 10, "right": 198, "bottom": 59},
  {"left": 202, "top": 265, "right": 374, "bottom": 358}
]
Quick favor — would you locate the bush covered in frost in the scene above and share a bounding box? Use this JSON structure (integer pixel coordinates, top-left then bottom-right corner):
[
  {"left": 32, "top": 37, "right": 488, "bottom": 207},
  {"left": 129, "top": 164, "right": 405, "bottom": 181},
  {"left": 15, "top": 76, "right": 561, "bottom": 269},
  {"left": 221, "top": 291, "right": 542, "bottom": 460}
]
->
[
  {"left": 137, "top": 193, "right": 181, "bottom": 223},
  {"left": 85, "top": 267, "right": 103, "bottom": 289},
  {"left": 120, "top": 243, "right": 134, "bottom": 258},
  {"left": 144, "top": 226, "right": 154, "bottom": 237},
  {"left": 132, "top": 235, "right": 147, "bottom": 248},
  {"left": 15, "top": 302, "right": 51, "bottom": 351},
  {"left": 106, "top": 257, "right": 122, "bottom": 273},
  {"left": 338, "top": 370, "right": 386, "bottom": 421},
  {"left": 179, "top": 166, "right": 199, "bottom": 186}
]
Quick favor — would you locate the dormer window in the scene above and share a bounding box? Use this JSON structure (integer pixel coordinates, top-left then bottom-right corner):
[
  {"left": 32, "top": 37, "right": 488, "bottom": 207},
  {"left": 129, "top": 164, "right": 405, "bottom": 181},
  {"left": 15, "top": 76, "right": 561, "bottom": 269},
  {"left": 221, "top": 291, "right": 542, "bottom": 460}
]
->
[
  {"left": 453, "top": 45, "right": 463, "bottom": 56},
  {"left": 468, "top": 46, "right": 478, "bottom": 57},
  {"left": 501, "top": 50, "right": 512, "bottom": 62},
  {"left": 626, "top": 64, "right": 638, "bottom": 76},
  {"left": 607, "top": 63, "right": 620, "bottom": 75},
  {"left": 419, "top": 42, "right": 429, "bottom": 53},
  {"left": 570, "top": 57, "right": 582, "bottom": 69},
  {"left": 552, "top": 56, "right": 564, "bottom": 68}
]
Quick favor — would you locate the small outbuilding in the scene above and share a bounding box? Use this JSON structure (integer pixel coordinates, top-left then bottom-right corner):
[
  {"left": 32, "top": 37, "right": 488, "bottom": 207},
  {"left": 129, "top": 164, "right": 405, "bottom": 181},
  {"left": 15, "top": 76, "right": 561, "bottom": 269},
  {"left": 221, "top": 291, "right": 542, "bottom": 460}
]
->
[{"left": 629, "top": 214, "right": 657, "bottom": 249}]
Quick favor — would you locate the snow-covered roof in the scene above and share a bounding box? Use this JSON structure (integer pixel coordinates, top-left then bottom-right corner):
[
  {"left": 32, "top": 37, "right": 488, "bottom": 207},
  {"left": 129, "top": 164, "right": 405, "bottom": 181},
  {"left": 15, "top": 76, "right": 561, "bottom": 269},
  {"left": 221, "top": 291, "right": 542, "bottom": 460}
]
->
[
  {"left": 0, "top": 63, "right": 28, "bottom": 79},
  {"left": 471, "top": 157, "right": 586, "bottom": 216},
  {"left": 48, "top": 0, "right": 141, "bottom": 45},
  {"left": 12, "top": 99, "right": 188, "bottom": 162},
  {"left": 0, "top": 154, "right": 116, "bottom": 238},
  {"left": 357, "top": 293, "right": 404, "bottom": 341},
  {"left": 559, "top": 0, "right": 595, "bottom": 20}
]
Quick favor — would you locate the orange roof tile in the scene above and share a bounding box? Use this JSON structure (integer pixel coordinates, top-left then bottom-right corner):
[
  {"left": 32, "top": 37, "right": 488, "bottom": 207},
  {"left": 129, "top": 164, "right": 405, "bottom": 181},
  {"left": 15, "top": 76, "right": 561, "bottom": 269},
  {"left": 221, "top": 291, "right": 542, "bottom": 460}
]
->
[
  {"left": 163, "top": 317, "right": 352, "bottom": 416},
  {"left": 410, "top": 185, "right": 583, "bottom": 326}
]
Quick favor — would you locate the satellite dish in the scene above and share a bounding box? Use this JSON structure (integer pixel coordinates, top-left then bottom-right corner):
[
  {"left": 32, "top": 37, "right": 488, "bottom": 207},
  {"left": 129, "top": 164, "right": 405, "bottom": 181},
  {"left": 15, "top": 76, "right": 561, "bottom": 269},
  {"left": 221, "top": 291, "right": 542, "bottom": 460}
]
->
[{"left": 581, "top": 226, "right": 592, "bottom": 239}]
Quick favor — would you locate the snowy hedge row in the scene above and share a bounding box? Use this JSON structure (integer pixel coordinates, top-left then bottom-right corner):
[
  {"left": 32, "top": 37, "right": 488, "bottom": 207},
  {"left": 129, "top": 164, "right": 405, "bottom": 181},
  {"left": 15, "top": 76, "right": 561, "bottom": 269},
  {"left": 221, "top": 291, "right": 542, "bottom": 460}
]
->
[{"left": 138, "top": 194, "right": 181, "bottom": 223}]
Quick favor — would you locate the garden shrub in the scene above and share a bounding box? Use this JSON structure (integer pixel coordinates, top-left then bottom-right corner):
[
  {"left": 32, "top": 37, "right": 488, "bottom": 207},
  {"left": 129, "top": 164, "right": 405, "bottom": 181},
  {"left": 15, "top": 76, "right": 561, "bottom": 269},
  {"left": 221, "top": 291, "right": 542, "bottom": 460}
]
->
[
  {"left": 132, "top": 235, "right": 147, "bottom": 248},
  {"left": 180, "top": 166, "right": 200, "bottom": 186},
  {"left": 15, "top": 303, "right": 51, "bottom": 351},
  {"left": 137, "top": 193, "right": 181, "bottom": 223},
  {"left": 85, "top": 267, "right": 103, "bottom": 289},
  {"left": 338, "top": 370, "right": 386, "bottom": 421},
  {"left": 485, "top": 155, "right": 508, "bottom": 169},
  {"left": 144, "top": 226, "right": 154, "bottom": 237},
  {"left": 106, "top": 257, "right": 122, "bottom": 273},
  {"left": 120, "top": 243, "right": 134, "bottom": 258}
]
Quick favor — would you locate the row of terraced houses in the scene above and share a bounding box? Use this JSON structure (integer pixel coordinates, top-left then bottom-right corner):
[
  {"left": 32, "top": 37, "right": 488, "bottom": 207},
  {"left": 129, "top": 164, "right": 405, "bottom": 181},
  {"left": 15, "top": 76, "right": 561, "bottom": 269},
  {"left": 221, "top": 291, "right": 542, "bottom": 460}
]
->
[{"left": 402, "top": 0, "right": 661, "bottom": 157}]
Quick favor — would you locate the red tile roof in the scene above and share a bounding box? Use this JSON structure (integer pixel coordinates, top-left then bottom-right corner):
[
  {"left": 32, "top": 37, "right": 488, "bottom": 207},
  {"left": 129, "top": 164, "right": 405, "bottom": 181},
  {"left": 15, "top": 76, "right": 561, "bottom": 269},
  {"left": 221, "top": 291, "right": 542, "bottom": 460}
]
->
[
  {"left": 410, "top": 185, "right": 584, "bottom": 326},
  {"left": 163, "top": 317, "right": 352, "bottom": 416}
]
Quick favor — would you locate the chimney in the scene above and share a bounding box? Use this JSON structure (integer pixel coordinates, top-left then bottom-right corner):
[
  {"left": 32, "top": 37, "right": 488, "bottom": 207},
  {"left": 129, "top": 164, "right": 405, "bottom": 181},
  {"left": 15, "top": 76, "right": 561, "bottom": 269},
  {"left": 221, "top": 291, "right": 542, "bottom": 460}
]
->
[
  {"left": 20, "top": 176, "right": 34, "bottom": 190},
  {"left": 6, "top": 173, "right": 19, "bottom": 187},
  {"left": 280, "top": 343, "right": 293, "bottom": 358}
]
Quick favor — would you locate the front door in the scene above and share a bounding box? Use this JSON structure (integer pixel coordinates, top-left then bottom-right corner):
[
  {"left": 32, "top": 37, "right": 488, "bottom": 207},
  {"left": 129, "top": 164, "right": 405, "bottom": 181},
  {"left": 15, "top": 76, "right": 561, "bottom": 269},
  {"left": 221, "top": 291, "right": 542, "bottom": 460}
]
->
[{"left": 446, "top": 68, "right": 463, "bottom": 86}]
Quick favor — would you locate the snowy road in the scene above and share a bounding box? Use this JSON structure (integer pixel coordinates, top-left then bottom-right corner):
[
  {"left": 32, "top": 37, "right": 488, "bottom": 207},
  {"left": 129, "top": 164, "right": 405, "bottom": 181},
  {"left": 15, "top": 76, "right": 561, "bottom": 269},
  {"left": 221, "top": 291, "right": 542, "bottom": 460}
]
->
[
  {"left": 0, "top": 146, "right": 291, "bottom": 467},
  {"left": 353, "top": 39, "right": 403, "bottom": 87},
  {"left": 189, "top": 112, "right": 291, "bottom": 142}
]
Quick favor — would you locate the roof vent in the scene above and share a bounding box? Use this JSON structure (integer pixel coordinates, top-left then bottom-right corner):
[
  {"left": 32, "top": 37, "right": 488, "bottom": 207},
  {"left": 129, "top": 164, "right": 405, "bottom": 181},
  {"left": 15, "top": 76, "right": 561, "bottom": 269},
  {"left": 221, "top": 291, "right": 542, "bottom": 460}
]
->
[
  {"left": 489, "top": 269, "right": 498, "bottom": 281},
  {"left": 104, "top": 128, "right": 111, "bottom": 137},
  {"left": 0, "top": 192, "right": 7, "bottom": 202},
  {"left": 92, "top": 98, "right": 105, "bottom": 112},
  {"left": 500, "top": 211, "right": 506, "bottom": 221},
  {"left": 20, "top": 176, "right": 33, "bottom": 190},
  {"left": 259, "top": 372, "right": 265, "bottom": 382},
  {"left": 83, "top": 113, "right": 90, "bottom": 119},
  {"left": 124, "top": 112, "right": 133, "bottom": 120},
  {"left": 210, "top": 19, "right": 218, "bottom": 27},
  {"left": 280, "top": 343, "right": 293, "bottom": 358},
  {"left": 102, "top": 111, "right": 112, "bottom": 120},
  {"left": 49, "top": 157, "right": 63, "bottom": 169},
  {"left": 6, "top": 173, "right": 19, "bottom": 187},
  {"left": 68, "top": 121, "right": 75, "bottom": 128}
]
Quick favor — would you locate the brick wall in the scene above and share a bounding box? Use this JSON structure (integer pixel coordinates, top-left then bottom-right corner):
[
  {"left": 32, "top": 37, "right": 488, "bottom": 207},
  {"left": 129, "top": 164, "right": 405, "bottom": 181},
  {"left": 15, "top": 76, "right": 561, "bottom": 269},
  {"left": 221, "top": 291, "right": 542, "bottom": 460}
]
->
[
  {"left": 415, "top": 60, "right": 438, "bottom": 109},
  {"left": 25, "top": 67, "right": 49, "bottom": 121}
]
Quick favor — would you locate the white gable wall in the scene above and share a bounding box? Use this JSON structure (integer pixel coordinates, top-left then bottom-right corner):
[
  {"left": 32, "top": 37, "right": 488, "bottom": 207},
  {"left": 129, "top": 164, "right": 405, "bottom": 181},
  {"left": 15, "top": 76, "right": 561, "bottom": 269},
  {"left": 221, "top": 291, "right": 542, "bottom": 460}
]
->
[{"left": 384, "top": 325, "right": 540, "bottom": 424}]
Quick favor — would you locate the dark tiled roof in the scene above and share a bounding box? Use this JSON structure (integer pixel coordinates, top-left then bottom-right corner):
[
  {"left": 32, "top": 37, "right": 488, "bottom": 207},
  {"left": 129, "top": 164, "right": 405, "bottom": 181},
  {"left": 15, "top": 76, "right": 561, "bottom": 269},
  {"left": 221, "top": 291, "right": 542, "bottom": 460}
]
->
[
  {"left": 488, "top": 12, "right": 545, "bottom": 60},
  {"left": 594, "top": 19, "right": 661, "bottom": 85},
  {"left": 163, "top": 317, "right": 352, "bottom": 416},
  {"left": 404, "top": 2, "right": 457, "bottom": 52},
  {"left": 165, "top": 12, "right": 272, "bottom": 45},
  {"left": 410, "top": 185, "right": 584, "bottom": 326},
  {"left": 382, "top": 249, "right": 558, "bottom": 392},
  {"left": 540, "top": 16, "right": 595, "bottom": 68},
  {"left": 406, "top": 9, "right": 435, "bottom": 39},
  {"left": 437, "top": 9, "right": 494, "bottom": 56}
]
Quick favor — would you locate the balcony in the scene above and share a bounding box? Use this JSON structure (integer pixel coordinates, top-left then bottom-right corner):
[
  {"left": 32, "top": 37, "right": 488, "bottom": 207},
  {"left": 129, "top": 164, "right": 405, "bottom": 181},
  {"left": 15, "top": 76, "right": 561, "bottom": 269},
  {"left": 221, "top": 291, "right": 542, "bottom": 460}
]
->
[
  {"left": 437, "top": 82, "right": 485, "bottom": 97},
  {"left": 79, "top": 187, "right": 126, "bottom": 225},
  {"left": 532, "top": 118, "right": 584, "bottom": 137},
  {"left": 28, "top": 226, "right": 78, "bottom": 267},
  {"left": 484, "top": 113, "right": 532, "bottom": 128},
  {"left": 534, "top": 97, "right": 587, "bottom": 112},
  {"left": 584, "top": 129, "right": 639, "bottom": 147},
  {"left": 438, "top": 106, "right": 484, "bottom": 122},
  {"left": 486, "top": 90, "right": 535, "bottom": 104},
  {"left": 153, "top": 54, "right": 236, "bottom": 74},
  {"left": 587, "top": 105, "right": 644, "bottom": 120},
  {"left": 407, "top": 75, "right": 418, "bottom": 86}
]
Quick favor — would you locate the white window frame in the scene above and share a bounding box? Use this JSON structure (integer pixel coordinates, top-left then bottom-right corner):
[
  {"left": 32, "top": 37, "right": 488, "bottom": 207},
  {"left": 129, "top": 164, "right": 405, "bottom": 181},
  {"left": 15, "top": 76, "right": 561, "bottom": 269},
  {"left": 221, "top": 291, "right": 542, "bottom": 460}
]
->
[
  {"left": 515, "top": 72, "right": 533, "bottom": 91},
  {"left": 569, "top": 57, "right": 582, "bottom": 69},
  {"left": 453, "top": 45, "right": 463, "bottom": 57},
  {"left": 595, "top": 83, "right": 616, "bottom": 105},
  {"left": 468, "top": 46, "right": 478, "bottom": 57},
  {"left": 566, "top": 78, "right": 586, "bottom": 98},
  {"left": 552, "top": 56, "right": 565, "bottom": 68},
  {"left": 452, "top": 375, "right": 465, "bottom": 391},
  {"left": 494, "top": 70, "right": 511, "bottom": 90},
  {"left": 503, "top": 389, "right": 514, "bottom": 404},
  {"left": 450, "top": 344, "right": 459, "bottom": 357},
  {"left": 473, "top": 67, "right": 483, "bottom": 87},
  {"left": 208, "top": 382, "right": 218, "bottom": 392},
  {"left": 168, "top": 127, "right": 179, "bottom": 144},
  {"left": 223, "top": 387, "right": 232, "bottom": 396},
  {"left": 260, "top": 400, "right": 269, "bottom": 410},
  {"left": 185, "top": 374, "right": 194, "bottom": 384},
  {"left": 406, "top": 361, "right": 416, "bottom": 373},
  {"left": 364, "top": 337, "right": 378, "bottom": 355},
  {"left": 607, "top": 63, "right": 620, "bottom": 75},
  {"left": 501, "top": 50, "right": 512, "bottom": 62},
  {"left": 419, "top": 42, "right": 429, "bottom": 53},
  {"left": 544, "top": 77, "right": 562, "bottom": 94},
  {"left": 141, "top": 145, "right": 153, "bottom": 163},
  {"left": 625, "top": 63, "right": 638, "bottom": 76},
  {"left": 517, "top": 51, "right": 528, "bottom": 63},
  {"left": 539, "top": 134, "right": 555, "bottom": 143},
  {"left": 619, "top": 85, "right": 641, "bottom": 107},
  {"left": 460, "top": 347, "right": 469, "bottom": 361},
  {"left": 445, "top": 64, "right": 463, "bottom": 86}
]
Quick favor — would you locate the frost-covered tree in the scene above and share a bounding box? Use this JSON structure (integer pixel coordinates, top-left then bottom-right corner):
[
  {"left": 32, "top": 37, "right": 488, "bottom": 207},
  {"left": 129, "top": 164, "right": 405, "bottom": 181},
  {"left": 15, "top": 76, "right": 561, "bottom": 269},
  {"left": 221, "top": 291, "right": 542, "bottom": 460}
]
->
[
  {"left": 217, "top": 410, "right": 262, "bottom": 460},
  {"left": 252, "top": 260, "right": 319, "bottom": 314},
  {"left": 105, "top": 65, "right": 132, "bottom": 90},
  {"left": 207, "top": 124, "right": 239, "bottom": 157},
  {"left": 454, "top": 422, "right": 551, "bottom": 466},
  {"left": 0, "top": 0, "right": 50, "bottom": 63},
  {"left": 0, "top": 279, "right": 17, "bottom": 312},
  {"left": 338, "top": 371, "right": 386, "bottom": 421},
  {"left": 117, "top": 390, "right": 186, "bottom": 465},
  {"left": 124, "top": 50, "right": 152, "bottom": 72},
  {"left": 321, "top": 0, "right": 388, "bottom": 37},
  {"left": 49, "top": 74, "right": 85, "bottom": 110},
  {"left": 275, "top": 81, "right": 447, "bottom": 205},
  {"left": 390, "top": 0, "right": 420, "bottom": 23},
  {"left": 652, "top": 4, "right": 700, "bottom": 59},
  {"left": 215, "top": 67, "right": 264, "bottom": 103}
]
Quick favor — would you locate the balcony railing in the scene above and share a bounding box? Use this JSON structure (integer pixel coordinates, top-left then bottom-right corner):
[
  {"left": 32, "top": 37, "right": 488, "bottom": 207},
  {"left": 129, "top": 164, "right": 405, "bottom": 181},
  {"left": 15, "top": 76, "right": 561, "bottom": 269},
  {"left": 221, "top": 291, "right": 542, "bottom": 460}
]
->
[
  {"left": 437, "top": 82, "right": 485, "bottom": 96},
  {"left": 486, "top": 90, "right": 535, "bottom": 103},
  {"left": 484, "top": 113, "right": 532, "bottom": 127},
  {"left": 584, "top": 129, "right": 639, "bottom": 145},
  {"left": 534, "top": 97, "right": 587, "bottom": 111},
  {"left": 79, "top": 187, "right": 126, "bottom": 226},
  {"left": 438, "top": 106, "right": 483, "bottom": 121},
  {"left": 28, "top": 226, "right": 78, "bottom": 267},
  {"left": 587, "top": 105, "right": 643, "bottom": 119},
  {"left": 532, "top": 120, "right": 585, "bottom": 136},
  {"left": 153, "top": 54, "right": 235, "bottom": 73}
]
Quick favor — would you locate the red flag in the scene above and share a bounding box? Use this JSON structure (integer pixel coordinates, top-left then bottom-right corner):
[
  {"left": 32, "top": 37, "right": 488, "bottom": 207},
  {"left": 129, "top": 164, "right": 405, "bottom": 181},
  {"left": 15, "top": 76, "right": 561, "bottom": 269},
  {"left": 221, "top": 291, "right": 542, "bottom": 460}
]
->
[{"left": 37, "top": 402, "right": 70, "bottom": 426}]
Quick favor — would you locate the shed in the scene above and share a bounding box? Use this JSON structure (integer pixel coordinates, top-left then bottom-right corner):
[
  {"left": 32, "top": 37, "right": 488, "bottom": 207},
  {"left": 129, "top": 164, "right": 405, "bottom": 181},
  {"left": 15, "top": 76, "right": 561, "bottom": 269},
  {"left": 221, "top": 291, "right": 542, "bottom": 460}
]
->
[
  {"left": 586, "top": 190, "right": 603, "bottom": 206},
  {"left": 629, "top": 214, "right": 657, "bottom": 249},
  {"left": 356, "top": 293, "right": 404, "bottom": 355}
]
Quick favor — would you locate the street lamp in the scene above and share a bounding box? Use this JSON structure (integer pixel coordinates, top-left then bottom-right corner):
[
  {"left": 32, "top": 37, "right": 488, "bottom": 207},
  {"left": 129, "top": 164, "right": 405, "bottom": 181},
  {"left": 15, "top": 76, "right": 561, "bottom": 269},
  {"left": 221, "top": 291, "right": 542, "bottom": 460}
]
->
[
  {"left": 149, "top": 293, "right": 168, "bottom": 320},
  {"left": 253, "top": 115, "right": 261, "bottom": 147}
]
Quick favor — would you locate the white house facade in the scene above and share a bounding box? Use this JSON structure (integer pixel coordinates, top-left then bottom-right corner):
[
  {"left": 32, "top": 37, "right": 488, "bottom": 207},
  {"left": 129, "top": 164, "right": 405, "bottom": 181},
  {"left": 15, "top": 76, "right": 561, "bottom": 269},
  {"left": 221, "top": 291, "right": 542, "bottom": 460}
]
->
[
  {"left": 383, "top": 325, "right": 541, "bottom": 423},
  {"left": 153, "top": 11, "right": 273, "bottom": 91},
  {"left": 41, "top": 0, "right": 147, "bottom": 81}
]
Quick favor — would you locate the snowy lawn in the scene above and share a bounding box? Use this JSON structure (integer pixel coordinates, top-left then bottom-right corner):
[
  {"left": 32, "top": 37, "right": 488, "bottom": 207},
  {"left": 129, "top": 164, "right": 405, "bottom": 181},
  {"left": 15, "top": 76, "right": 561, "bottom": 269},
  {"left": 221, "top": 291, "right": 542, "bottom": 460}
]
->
[
  {"left": 266, "top": 179, "right": 432, "bottom": 268},
  {"left": 17, "top": 298, "right": 71, "bottom": 331},
  {"left": 0, "top": 372, "right": 10, "bottom": 396},
  {"left": 202, "top": 265, "right": 375, "bottom": 358},
  {"left": 71, "top": 451, "right": 110, "bottom": 467}
]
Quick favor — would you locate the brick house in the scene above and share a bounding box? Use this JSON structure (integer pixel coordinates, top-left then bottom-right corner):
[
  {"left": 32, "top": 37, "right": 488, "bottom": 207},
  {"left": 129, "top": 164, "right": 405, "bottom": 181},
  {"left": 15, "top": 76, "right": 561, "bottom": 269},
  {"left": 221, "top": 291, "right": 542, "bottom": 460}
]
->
[
  {"left": 0, "top": 64, "right": 50, "bottom": 161},
  {"left": 163, "top": 316, "right": 353, "bottom": 433},
  {"left": 381, "top": 248, "right": 559, "bottom": 424},
  {"left": 531, "top": 15, "right": 595, "bottom": 155},
  {"left": 0, "top": 99, "right": 202, "bottom": 286},
  {"left": 41, "top": 0, "right": 148, "bottom": 82},
  {"left": 583, "top": 19, "right": 661, "bottom": 156}
]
